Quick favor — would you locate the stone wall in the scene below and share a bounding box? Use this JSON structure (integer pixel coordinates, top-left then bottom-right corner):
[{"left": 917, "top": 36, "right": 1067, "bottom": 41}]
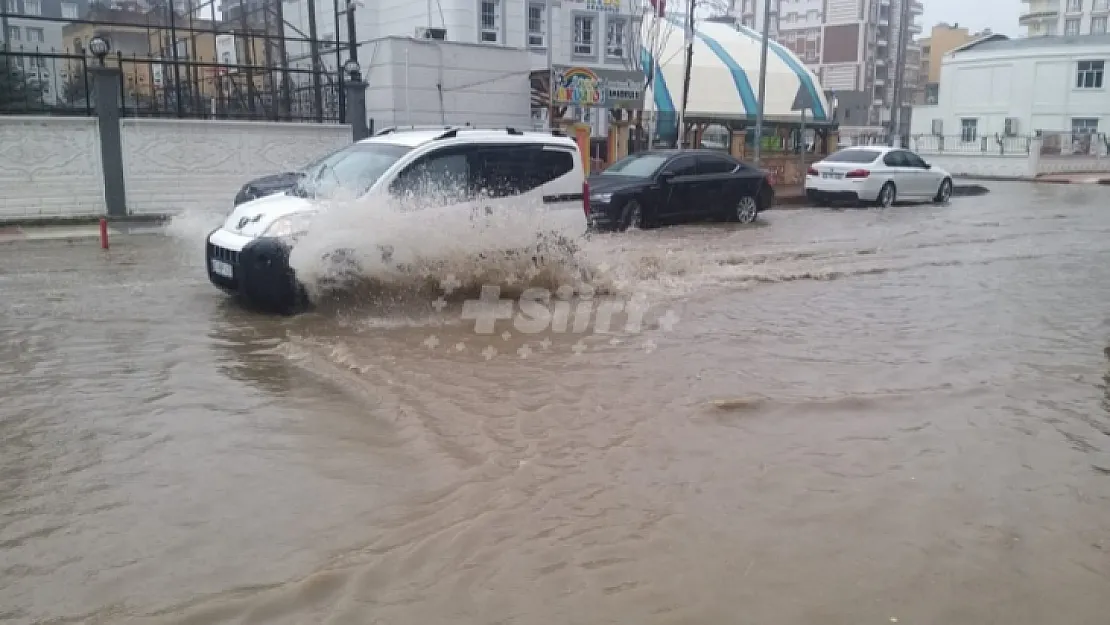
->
[
  {"left": 0, "top": 117, "right": 108, "bottom": 220},
  {"left": 120, "top": 119, "right": 350, "bottom": 215},
  {"left": 914, "top": 153, "right": 1033, "bottom": 179},
  {"left": 0, "top": 115, "right": 351, "bottom": 222}
]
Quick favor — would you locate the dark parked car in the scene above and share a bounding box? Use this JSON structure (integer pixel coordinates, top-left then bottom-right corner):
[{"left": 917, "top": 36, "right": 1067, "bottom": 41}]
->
[{"left": 587, "top": 149, "right": 775, "bottom": 231}]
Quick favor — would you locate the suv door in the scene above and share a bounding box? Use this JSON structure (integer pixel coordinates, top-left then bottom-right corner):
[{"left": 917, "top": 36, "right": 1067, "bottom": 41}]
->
[
  {"left": 658, "top": 155, "right": 700, "bottom": 218},
  {"left": 388, "top": 145, "right": 474, "bottom": 207}
]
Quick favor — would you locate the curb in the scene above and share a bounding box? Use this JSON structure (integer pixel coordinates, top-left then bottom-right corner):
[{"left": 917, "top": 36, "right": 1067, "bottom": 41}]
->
[
  {"left": 0, "top": 220, "right": 169, "bottom": 244},
  {"left": 0, "top": 213, "right": 172, "bottom": 229}
]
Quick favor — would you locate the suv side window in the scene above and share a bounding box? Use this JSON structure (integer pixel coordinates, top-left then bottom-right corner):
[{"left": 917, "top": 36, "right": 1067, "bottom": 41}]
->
[
  {"left": 389, "top": 146, "right": 473, "bottom": 204},
  {"left": 472, "top": 144, "right": 576, "bottom": 198},
  {"left": 696, "top": 154, "right": 739, "bottom": 174},
  {"left": 665, "top": 155, "right": 698, "bottom": 177}
]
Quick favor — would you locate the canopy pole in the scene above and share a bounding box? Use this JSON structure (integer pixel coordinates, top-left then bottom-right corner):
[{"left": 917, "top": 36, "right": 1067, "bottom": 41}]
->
[
  {"left": 676, "top": 0, "right": 695, "bottom": 149},
  {"left": 753, "top": 0, "right": 772, "bottom": 167}
]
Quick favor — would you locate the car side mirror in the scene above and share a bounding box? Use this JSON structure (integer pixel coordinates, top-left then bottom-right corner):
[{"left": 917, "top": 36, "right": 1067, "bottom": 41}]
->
[
  {"left": 923, "top": 162, "right": 932, "bottom": 169},
  {"left": 658, "top": 170, "right": 676, "bottom": 184}
]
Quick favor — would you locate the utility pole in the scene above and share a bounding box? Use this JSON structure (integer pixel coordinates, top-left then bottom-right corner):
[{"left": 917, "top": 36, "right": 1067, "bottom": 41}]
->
[
  {"left": 752, "top": 0, "right": 772, "bottom": 166},
  {"left": 547, "top": 0, "right": 560, "bottom": 130},
  {"left": 889, "top": 0, "right": 912, "bottom": 146},
  {"left": 675, "top": 0, "right": 695, "bottom": 148}
]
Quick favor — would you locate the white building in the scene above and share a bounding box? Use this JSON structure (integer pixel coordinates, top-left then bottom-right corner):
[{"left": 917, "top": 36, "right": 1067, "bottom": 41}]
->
[
  {"left": 908, "top": 33, "right": 1110, "bottom": 178},
  {"left": 910, "top": 33, "right": 1110, "bottom": 139},
  {"left": 280, "top": 0, "right": 642, "bottom": 133},
  {"left": 1020, "top": 0, "right": 1110, "bottom": 38}
]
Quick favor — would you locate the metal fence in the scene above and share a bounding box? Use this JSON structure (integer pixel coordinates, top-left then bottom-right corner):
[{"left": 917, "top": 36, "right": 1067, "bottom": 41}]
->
[
  {"left": 1037, "top": 131, "right": 1109, "bottom": 157},
  {"left": 1, "top": 0, "right": 351, "bottom": 122},
  {"left": 912, "top": 134, "right": 1033, "bottom": 155}
]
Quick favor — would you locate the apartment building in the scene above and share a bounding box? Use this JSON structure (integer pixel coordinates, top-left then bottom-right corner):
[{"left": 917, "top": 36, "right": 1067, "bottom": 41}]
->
[
  {"left": 917, "top": 22, "right": 992, "bottom": 105},
  {"left": 1021, "top": 0, "right": 1110, "bottom": 37},
  {"left": 730, "top": 0, "right": 923, "bottom": 128},
  {"left": 2, "top": 0, "right": 92, "bottom": 104}
]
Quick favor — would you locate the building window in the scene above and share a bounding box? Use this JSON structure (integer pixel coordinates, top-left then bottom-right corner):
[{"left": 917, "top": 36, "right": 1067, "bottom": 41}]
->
[
  {"left": 742, "top": 16, "right": 754, "bottom": 27},
  {"left": 1092, "top": 17, "right": 1108, "bottom": 33},
  {"left": 6, "top": 26, "right": 19, "bottom": 41},
  {"left": 1096, "top": 0, "right": 1110, "bottom": 10},
  {"left": 573, "top": 14, "right": 595, "bottom": 57},
  {"left": 1046, "top": 23, "right": 1058, "bottom": 35},
  {"left": 960, "top": 118, "right": 978, "bottom": 142},
  {"left": 606, "top": 16, "right": 626, "bottom": 59},
  {"left": 1076, "top": 60, "right": 1104, "bottom": 88},
  {"left": 61, "top": 2, "right": 78, "bottom": 18},
  {"left": 1067, "top": 0, "right": 1083, "bottom": 11},
  {"left": 479, "top": 0, "right": 501, "bottom": 44},
  {"left": 1065, "top": 19, "right": 1081, "bottom": 35},
  {"left": 527, "top": 2, "right": 544, "bottom": 48},
  {"left": 23, "top": 0, "right": 40, "bottom": 15},
  {"left": 26, "top": 27, "right": 44, "bottom": 43},
  {"left": 1072, "top": 118, "right": 1099, "bottom": 134}
]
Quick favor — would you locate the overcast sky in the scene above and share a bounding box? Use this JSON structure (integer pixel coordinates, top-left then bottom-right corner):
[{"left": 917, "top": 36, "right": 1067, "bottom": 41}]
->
[{"left": 921, "top": 0, "right": 1020, "bottom": 37}]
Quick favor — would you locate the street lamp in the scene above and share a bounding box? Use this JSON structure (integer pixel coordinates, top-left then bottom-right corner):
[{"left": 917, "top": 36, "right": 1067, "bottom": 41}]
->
[
  {"left": 343, "top": 58, "right": 361, "bottom": 83},
  {"left": 88, "top": 36, "right": 110, "bottom": 66}
]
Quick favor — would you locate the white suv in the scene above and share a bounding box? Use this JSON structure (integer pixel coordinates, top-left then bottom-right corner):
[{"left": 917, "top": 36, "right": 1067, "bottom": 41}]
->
[{"left": 205, "top": 127, "right": 591, "bottom": 313}]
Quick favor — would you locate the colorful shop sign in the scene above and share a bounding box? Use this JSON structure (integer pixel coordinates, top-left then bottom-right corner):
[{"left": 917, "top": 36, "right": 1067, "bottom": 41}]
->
[{"left": 551, "top": 66, "right": 643, "bottom": 109}]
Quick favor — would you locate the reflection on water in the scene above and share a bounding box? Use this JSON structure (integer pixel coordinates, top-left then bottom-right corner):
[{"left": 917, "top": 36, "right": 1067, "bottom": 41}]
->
[{"left": 3, "top": 182, "right": 1110, "bottom": 624}]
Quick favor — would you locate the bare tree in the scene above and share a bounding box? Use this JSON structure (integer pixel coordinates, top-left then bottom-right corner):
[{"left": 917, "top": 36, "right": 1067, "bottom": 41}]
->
[{"left": 618, "top": 0, "right": 678, "bottom": 141}]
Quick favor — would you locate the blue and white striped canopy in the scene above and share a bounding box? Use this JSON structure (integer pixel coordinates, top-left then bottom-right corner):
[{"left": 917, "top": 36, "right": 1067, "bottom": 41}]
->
[{"left": 640, "top": 16, "right": 831, "bottom": 140}]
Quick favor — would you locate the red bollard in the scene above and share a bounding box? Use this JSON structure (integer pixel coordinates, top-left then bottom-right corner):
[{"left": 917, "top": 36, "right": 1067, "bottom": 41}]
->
[{"left": 99, "top": 218, "right": 109, "bottom": 250}]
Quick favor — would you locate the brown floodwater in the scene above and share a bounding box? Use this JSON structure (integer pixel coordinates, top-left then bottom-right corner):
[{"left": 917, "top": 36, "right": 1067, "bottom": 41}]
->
[{"left": 3, "top": 181, "right": 1110, "bottom": 624}]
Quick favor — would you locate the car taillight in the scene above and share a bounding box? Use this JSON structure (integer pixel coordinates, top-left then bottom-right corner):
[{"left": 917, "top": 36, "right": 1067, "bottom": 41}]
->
[
  {"left": 845, "top": 169, "right": 870, "bottom": 179},
  {"left": 806, "top": 166, "right": 818, "bottom": 177},
  {"left": 582, "top": 180, "right": 590, "bottom": 217}
]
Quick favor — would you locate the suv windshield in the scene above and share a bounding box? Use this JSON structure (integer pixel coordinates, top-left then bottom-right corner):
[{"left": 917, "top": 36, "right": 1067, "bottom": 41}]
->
[
  {"left": 293, "top": 143, "right": 412, "bottom": 199},
  {"left": 824, "top": 149, "right": 882, "bottom": 163},
  {"left": 600, "top": 153, "right": 671, "bottom": 178}
]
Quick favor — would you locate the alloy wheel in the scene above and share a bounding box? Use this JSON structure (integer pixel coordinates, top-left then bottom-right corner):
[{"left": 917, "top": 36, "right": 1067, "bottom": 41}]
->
[{"left": 736, "top": 196, "right": 758, "bottom": 224}]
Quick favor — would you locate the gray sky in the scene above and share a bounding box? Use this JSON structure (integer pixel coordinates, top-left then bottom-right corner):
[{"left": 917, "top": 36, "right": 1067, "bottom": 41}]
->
[{"left": 921, "top": 0, "right": 1019, "bottom": 37}]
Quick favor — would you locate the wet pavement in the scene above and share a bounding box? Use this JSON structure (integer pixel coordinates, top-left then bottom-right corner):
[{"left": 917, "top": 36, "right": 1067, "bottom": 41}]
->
[{"left": 3, "top": 181, "right": 1110, "bottom": 624}]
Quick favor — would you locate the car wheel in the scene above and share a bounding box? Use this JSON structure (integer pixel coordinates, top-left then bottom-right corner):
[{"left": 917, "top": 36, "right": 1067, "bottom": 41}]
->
[
  {"left": 934, "top": 178, "right": 953, "bottom": 203},
  {"left": 876, "top": 182, "right": 896, "bottom": 208},
  {"left": 734, "top": 195, "right": 759, "bottom": 224},
  {"left": 620, "top": 199, "right": 644, "bottom": 231}
]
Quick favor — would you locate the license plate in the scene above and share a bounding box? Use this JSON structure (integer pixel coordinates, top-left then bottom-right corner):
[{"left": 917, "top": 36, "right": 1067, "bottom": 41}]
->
[
  {"left": 822, "top": 172, "right": 842, "bottom": 179},
  {"left": 210, "top": 258, "right": 234, "bottom": 278}
]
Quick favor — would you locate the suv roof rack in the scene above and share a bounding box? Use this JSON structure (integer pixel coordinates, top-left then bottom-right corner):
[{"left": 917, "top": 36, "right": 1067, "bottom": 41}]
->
[
  {"left": 434, "top": 127, "right": 554, "bottom": 140},
  {"left": 375, "top": 125, "right": 459, "bottom": 136}
]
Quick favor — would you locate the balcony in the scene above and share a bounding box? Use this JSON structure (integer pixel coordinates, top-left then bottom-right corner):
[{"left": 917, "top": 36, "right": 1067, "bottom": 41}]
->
[
  {"left": 910, "top": 0, "right": 923, "bottom": 14},
  {"left": 1019, "top": 10, "right": 1060, "bottom": 24}
]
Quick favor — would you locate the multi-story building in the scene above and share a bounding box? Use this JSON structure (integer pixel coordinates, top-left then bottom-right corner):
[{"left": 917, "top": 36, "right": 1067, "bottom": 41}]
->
[
  {"left": 917, "top": 22, "right": 992, "bottom": 105},
  {"left": 729, "top": 0, "right": 923, "bottom": 130},
  {"left": 2, "top": 0, "right": 91, "bottom": 103},
  {"left": 1021, "top": 0, "right": 1110, "bottom": 38},
  {"left": 280, "top": 0, "right": 641, "bottom": 131}
]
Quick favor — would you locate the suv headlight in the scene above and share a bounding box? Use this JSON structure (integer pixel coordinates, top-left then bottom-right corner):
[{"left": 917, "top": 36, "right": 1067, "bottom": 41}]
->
[
  {"left": 590, "top": 192, "right": 613, "bottom": 204},
  {"left": 263, "top": 212, "right": 316, "bottom": 240}
]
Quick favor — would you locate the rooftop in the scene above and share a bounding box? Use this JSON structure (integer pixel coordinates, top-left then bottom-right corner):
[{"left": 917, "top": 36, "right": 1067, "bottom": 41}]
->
[{"left": 956, "top": 33, "right": 1110, "bottom": 54}]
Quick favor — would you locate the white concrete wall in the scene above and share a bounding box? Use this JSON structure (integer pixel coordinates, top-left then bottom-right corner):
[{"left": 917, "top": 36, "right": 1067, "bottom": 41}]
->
[
  {"left": 917, "top": 153, "right": 1033, "bottom": 179},
  {"left": 363, "top": 36, "right": 532, "bottom": 130},
  {"left": 120, "top": 119, "right": 350, "bottom": 215},
  {"left": 0, "top": 116, "right": 107, "bottom": 220}
]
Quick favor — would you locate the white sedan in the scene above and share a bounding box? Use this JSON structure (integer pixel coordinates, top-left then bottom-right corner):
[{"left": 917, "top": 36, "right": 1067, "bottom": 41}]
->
[{"left": 805, "top": 146, "right": 954, "bottom": 207}]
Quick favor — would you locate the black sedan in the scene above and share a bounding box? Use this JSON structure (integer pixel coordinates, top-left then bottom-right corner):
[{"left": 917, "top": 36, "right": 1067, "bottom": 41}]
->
[{"left": 587, "top": 149, "right": 775, "bottom": 231}]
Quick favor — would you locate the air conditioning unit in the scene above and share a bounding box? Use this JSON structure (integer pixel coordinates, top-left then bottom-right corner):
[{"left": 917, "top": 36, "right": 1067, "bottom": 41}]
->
[
  {"left": 415, "top": 27, "right": 447, "bottom": 40},
  {"left": 1004, "top": 117, "right": 1019, "bottom": 136},
  {"left": 931, "top": 119, "right": 943, "bottom": 136}
]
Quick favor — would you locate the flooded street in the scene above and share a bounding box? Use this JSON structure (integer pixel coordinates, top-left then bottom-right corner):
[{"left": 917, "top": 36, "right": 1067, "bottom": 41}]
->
[{"left": 3, "top": 181, "right": 1110, "bottom": 624}]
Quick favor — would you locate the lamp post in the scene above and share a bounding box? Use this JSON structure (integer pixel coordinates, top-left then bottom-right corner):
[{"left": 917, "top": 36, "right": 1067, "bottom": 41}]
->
[
  {"left": 343, "top": 59, "right": 369, "bottom": 142},
  {"left": 89, "top": 36, "right": 110, "bottom": 67},
  {"left": 547, "top": 0, "right": 562, "bottom": 131}
]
